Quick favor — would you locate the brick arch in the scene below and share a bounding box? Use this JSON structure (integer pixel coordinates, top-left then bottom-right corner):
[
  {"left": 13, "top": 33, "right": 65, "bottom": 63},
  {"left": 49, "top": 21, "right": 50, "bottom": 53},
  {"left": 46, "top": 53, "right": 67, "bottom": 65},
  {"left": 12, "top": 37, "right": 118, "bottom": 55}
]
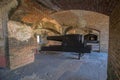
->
[
  {"left": 50, "top": 0, "right": 119, "bottom": 16},
  {"left": 85, "top": 27, "right": 100, "bottom": 33}
]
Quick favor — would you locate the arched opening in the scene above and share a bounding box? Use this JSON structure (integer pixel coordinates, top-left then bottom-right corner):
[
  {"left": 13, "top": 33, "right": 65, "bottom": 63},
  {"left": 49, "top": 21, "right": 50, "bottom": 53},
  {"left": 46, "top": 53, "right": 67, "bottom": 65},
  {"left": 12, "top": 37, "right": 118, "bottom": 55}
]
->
[
  {"left": 0, "top": 0, "right": 120, "bottom": 80},
  {"left": 51, "top": 10, "right": 109, "bottom": 52},
  {"left": 84, "top": 34, "right": 98, "bottom": 42}
]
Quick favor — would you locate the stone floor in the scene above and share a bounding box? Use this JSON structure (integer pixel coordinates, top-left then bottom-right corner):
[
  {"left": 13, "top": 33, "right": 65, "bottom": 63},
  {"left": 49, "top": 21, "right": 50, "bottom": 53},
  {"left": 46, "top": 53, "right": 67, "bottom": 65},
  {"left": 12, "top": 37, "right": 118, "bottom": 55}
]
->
[{"left": 0, "top": 52, "right": 108, "bottom": 80}]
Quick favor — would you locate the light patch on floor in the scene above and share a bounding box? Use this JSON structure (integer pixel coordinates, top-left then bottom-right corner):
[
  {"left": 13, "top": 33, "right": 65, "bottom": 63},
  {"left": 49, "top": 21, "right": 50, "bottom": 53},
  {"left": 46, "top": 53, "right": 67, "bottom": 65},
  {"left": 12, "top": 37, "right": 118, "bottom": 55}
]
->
[{"left": 20, "top": 73, "right": 44, "bottom": 80}]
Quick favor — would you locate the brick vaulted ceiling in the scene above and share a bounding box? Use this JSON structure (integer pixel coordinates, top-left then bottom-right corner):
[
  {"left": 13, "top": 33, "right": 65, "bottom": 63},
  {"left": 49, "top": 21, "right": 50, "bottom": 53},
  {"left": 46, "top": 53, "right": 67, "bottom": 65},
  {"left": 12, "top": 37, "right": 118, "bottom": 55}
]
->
[{"left": 36, "top": 0, "right": 120, "bottom": 16}]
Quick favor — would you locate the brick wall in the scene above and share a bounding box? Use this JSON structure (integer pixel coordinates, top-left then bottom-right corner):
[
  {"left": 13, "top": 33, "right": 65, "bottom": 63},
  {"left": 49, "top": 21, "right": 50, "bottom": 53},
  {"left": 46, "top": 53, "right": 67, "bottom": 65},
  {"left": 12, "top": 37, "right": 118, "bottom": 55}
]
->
[
  {"left": 7, "top": 20, "right": 37, "bottom": 69},
  {"left": 9, "top": 38, "right": 36, "bottom": 69},
  {"left": 0, "top": 0, "right": 18, "bottom": 68},
  {"left": 0, "top": 47, "right": 6, "bottom": 67},
  {"left": 108, "top": 1, "right": 120, "bottom": 79}
]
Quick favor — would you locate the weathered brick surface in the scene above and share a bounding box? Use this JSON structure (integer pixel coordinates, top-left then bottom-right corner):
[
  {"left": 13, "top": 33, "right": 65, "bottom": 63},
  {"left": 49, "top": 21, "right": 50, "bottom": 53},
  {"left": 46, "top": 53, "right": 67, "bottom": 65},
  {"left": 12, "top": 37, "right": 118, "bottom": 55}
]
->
[
  {"left": 6, "top": 20, "right": 37, "bottom": 69},
  {"left": 108, "top": 1, "right": 120, "bottom": 80},
  {"left": 0, "top": 55, "right": 6, "bottom": 67},
  {"left": 0, "top": 46, "right": 6, "bottom": 67},
  {"left": 9, "top": 38, "right": 37, "bottom": 69},
  {"left": 0, "top": 14, "right": 7, "bottom": 67}
]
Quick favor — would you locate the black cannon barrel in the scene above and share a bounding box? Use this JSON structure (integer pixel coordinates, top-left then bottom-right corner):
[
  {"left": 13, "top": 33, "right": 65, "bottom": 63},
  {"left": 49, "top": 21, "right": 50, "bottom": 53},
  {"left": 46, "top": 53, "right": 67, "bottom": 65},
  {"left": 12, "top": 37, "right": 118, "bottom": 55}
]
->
[
  {"left": 47, "top": 34, "right": 83, "bottom": 42},
  {"left": 47, "top": 35, "right": 64, "bottom": 42},
  {"left": 64, "top": 34, "right": 83, "bottom": 42},
  {"left": 40, "top": 34, "right": 91, "bottom": 60}
]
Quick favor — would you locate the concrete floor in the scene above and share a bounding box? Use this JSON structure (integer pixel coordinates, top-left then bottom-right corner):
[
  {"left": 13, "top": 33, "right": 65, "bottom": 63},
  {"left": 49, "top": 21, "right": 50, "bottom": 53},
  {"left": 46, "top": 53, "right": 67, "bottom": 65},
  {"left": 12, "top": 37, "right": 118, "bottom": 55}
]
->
[{"left": 0, "top": 52, "right": 108, "bottom": 80}]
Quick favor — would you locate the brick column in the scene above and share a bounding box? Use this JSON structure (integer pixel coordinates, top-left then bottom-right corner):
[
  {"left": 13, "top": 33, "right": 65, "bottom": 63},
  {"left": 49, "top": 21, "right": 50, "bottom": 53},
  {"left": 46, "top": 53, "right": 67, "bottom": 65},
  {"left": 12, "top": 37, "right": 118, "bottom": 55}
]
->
[
  {"left": 108, "top": 1, "right": 120, "bottom": 79},
  {"left": 0, "top": 11, "right": 9, "bottom": 68}
]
